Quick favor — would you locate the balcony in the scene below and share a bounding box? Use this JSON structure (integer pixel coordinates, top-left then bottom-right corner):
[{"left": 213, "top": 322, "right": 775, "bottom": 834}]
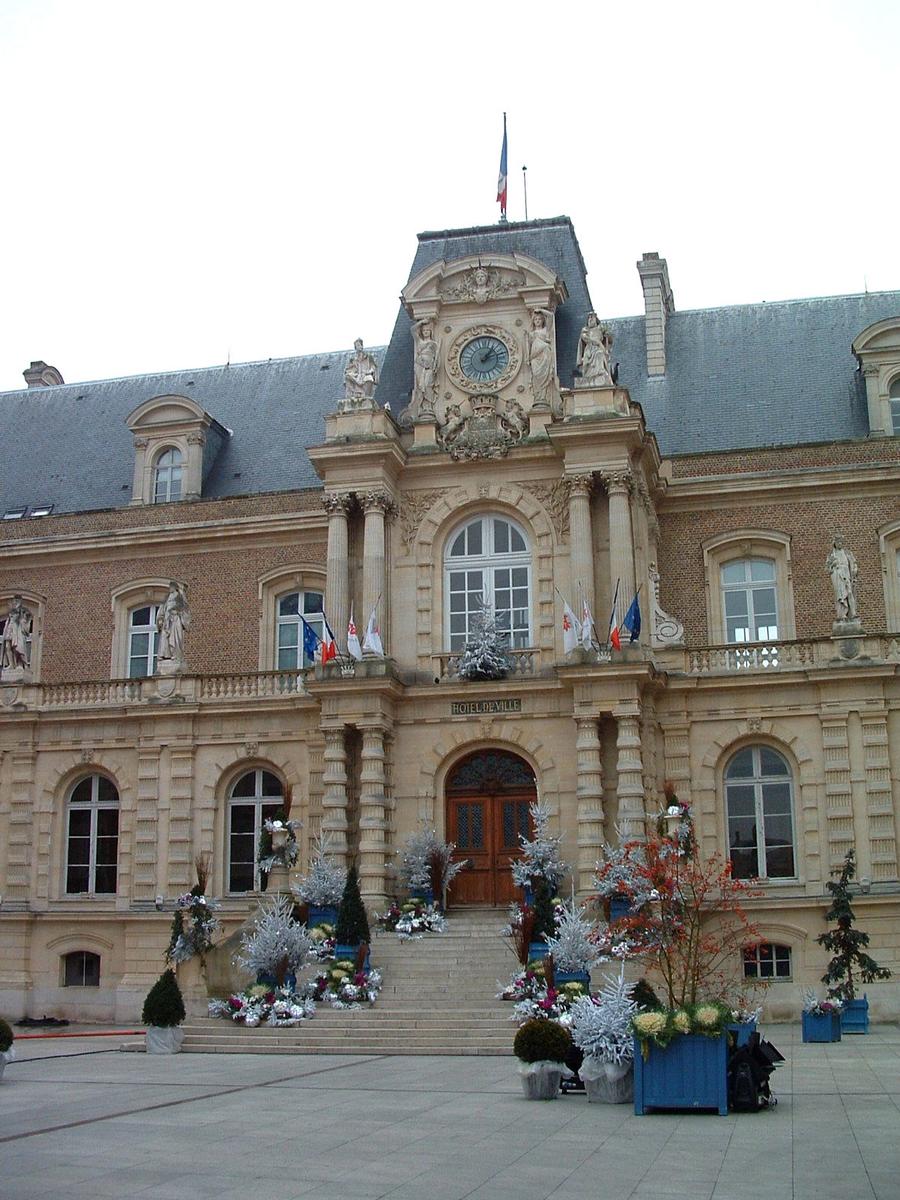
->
[
  {"left": 661, "top": 634, "right": 900, "bottom": 676},
  {"left": 432, "top": 648, "right": 541, "bottom": 681}
]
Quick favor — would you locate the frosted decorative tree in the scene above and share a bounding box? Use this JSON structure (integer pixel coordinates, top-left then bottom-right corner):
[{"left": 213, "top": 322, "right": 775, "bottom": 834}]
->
[
  {"left": 398, "top": 827, "right": 466, "bottom": 900},
  {"left": 544, "top": 902, "right": 602, "bottom": 973},
  {"left": 234, "top": 894, "right": 312, "bottom": 986},
  {"left": 511, "top": 800, "right": 568, "bottom": 891},
  {"left": 457, "top": 603, "right": 512, "bottom": 681},
  {"left": 569, "top": 969, "right": 638, "bottom": 1066},
  {"left": 292, "top": 832, "right": 347, "bottom": 907}
]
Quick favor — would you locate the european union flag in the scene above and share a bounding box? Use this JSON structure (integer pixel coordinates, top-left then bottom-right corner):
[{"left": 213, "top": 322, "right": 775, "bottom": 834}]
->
[
  {"left": 300, "top": 617, "right": 320, "bottom": 661},
  {"left": 622, "top": 594, "right": 641, "bottom": 643}
]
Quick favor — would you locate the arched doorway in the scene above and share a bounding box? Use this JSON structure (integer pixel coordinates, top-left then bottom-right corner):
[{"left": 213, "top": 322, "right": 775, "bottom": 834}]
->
[{"left": 445, "top": 749, "right": 536, "bottom": 906}]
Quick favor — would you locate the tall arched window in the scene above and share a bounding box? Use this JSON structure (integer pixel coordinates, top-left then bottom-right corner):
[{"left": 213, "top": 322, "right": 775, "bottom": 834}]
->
[
  {"left": 720, "top": 558, "right": 779, "bottom": 643},
  {"left": 890, "top": 377, "right": 900, "bottom": 435},
  {"left": 153, "top": 447, "right": 183, "bottom": 503},
  {"left": 128, "top": 603, "right": 160, "bottom": 677},
  {"left": 725, "top": 745, "right": 795, "bottom": 880},
  {"left": 444, "top": 515, "right": 531, "bottom": 651},
  {"left": 227, "top": 768, "right": 284, "bottom": 893},
  {"left": 276, "top": 590, "right": 325, "bottom": 668},
  {"left": 65, "top": 774, "right": 119, "bottom": 895}
]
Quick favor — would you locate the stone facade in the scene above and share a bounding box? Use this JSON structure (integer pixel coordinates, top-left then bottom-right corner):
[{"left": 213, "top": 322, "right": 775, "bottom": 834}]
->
[{"left": 1, "top": 219, "right": 899, "bottom": 1024}]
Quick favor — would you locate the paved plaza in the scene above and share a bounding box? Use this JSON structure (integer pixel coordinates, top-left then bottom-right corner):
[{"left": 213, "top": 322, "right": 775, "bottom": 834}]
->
[{"left": 1, "top": 1025, "right": 898, "bottom": 1200}]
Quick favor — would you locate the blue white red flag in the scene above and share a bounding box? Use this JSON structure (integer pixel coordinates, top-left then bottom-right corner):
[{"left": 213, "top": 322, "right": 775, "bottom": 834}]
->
[{"left": 496, "top": 113, "right": 508, "bottom": 218}]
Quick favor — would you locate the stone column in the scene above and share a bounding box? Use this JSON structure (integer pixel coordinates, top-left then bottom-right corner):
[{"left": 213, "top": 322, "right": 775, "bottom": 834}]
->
[
  {"left": 567, "top": 474, "right": 595, "bottom": 618},
  {"left": 362, "top": 490, "right": 393, "bottom": 655},
  {"left": 321, "top": 726, "right": 349, "bottom": 866},
  {"left": 358, "top": 723, "right": 389, "bottom": 908},
  {"left": 603, "top": 470, "right": 636, "bottom": 610},
  {"left": 614, "top": 703, "right": 646, "bottom": 841},
  {"left": 575, "top": 717, "right": 604, "bottom": 894},
  {"left": 324, "top": 493, "right": 352, "bottom": 655}
]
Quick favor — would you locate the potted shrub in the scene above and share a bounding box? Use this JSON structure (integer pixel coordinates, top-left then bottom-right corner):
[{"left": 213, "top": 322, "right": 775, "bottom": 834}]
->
[
  {"left": 292, "top": 832, "right": 346, "bottom": 927},
  {"left": 817, "top": 849, "right": 891, "bottom": 1034},
  {"left": 334, "top": 865, "right": 371, "bottom": 967},
  {"left": 0, "top": 1017, "right": 14, "bottom": 1081},
  {"left": 513, "top": 1018, "right": 572, "bottom": 1100},
  {"left": 235, "top": 893, "right": 312, "bottom": 991},
  {"left": 800, "top": 989, "right": 842, "bottom": 1043},
  {"left": 142, "top": 969, "right": 186, "bottom": 1054},
  {"left": 396, "top": 827, "right": 466, "bottom": 909},
  {"left": 510, "top": 800, "right": 568, "bottom": 902},
  {"left": 569, "top": 970, "right": 637, "bottom": 1103},
  {"left": 544, "top": 901, "right": 601, "bottom": 988}
]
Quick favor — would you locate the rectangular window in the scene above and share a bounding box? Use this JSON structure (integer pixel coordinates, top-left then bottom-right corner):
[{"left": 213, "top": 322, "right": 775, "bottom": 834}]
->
[
  {"left": 228, "top": 801, "right": 280, "bottom": 892},
  {"left": 744, "top": 943, "right": 791, "bottom": 980},
  {"left": 128, "top": 605, "right": 159, "bottom": 678}
]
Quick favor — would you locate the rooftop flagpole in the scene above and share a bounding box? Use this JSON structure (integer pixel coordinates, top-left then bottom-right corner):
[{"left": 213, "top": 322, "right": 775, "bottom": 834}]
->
[{"left": 497, "top": 113, "right": 508, "bottom": 223}]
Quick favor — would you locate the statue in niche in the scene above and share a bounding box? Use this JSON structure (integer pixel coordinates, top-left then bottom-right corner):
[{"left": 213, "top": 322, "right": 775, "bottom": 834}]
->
[
  {"left": 576, "top": 312, "right": 614, "bottom": 387},
  {"left": 411, "top": 318, "right": 439, "bottom": 418},
  {"left": 527, "top": 307, "right": 555, "bottom": 409},
  {"left": 341, "top": 338, "right": 378, "bottom": 407},
  {"left": 156, "top": 581, "right": 192, "bottom": 672},
  {"left": 826, "top": 536, "right": 860, "bottom": 623},
  {"left": 1, "top": 595, "right": 33, "bottom": 672}
]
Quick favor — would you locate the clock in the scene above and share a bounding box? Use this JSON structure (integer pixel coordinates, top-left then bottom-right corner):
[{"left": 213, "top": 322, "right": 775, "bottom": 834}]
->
[{"left": 459, "top": 334, "right": 510, "bottom": 383}]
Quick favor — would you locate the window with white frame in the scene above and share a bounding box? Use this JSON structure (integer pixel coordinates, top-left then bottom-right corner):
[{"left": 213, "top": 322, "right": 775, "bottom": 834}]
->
[
  {"left": 63, "top": 950, "right": 101, "bottom": 986},
  {"left": 444, "top": 515, "right": 531, "bottom": 651},
  {"left": 153, "top": 447, "right": 183, "bottom": 503},
  {"left": 890, "top": 378, "right": 900, "bottom": 435},
  {"left": 725, "top": 746, "right": 795, "bottom": 880},
  {"left": 128, "top": 604, "right": 160, "bottom": 677},
  {"left": 720, "top": 558, "right": 779, "bottom": 643},
  {"left": 743, "top": 943, "right": 792, "bottom": 980},
  {"left": 227, "top": 768, "right": 284, "bottom": 893},
  {"left": 65, "top": 775, "right": 119, "bottom": 895},
  {"left": 276, "top": 591, "right": 325, "bottom": 669}
]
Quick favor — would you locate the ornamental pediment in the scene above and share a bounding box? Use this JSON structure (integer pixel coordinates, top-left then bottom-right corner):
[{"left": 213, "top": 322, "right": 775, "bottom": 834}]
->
[{"left": 402, "top": 252, "right": 566, "bottom": 315}]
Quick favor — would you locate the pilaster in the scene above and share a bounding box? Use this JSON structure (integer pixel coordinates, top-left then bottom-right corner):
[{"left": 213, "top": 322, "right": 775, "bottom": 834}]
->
[
  {"left": 614, "top": 702, "right": 646, "bottom": 841},
  {"left": 575, "top": 717, "right": 604, "bottom": 893},
  {"left": 602, "top": 470, "right": 636, "bottom": 610},
  {"left": 358, "top": 723, "right": 389, "bottom": 907},
  {"left": 324, "top": 492, "right": 352, "bottom": 656},
  {"left": 567, "top": 474, "right": 595, "bottom": 618},
  {"left": 861, "top": 712, "right": 897, "bottom": 882},
  {"left": 321, "top": 726, "right": 350, "bottom": 866}
]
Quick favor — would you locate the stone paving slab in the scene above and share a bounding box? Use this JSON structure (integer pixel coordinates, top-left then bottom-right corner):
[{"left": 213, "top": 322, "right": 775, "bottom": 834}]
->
[{"left": 1, "top": 1025, "right": 898, "bottom": 1200}]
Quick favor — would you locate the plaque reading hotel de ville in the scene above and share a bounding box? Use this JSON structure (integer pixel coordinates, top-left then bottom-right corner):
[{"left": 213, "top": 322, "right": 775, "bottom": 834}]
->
[{"left": 450, "top": 698, "right": 522, "bottom": 716}]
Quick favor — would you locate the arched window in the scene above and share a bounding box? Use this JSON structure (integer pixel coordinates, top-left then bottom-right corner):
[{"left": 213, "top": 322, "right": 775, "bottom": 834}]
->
[
  {"left": 725, "top": 746, "right": 795, "bottom": 880},
  {"left": 720, "top": 558, "right": 778, "bottom": 643},
  {"left": 65, "top": 774, "right": 119, "bottom": 895},
  {"left": 128, "top": 604, "right": 160, "bottom": 677},
  {"left": 227, "top": 768, "right": 284, "bottom": 893},
  {"left": 743, "top": 943, "right": 792, "bottom": 980},
  {"left": 63, "top": 950, "right": 101, "bottom": 987},
  {"left": 444, "top": 515, "right": 531, "bottom": 651},
  {"left": 276, "top": 590, "right": 325, "bottom": 668},
  {"left": 153, "top": 447, "right": 183, "bottom": 503},
  {"left": 890, "top": 377, "right": 900, "bottom": 435}
]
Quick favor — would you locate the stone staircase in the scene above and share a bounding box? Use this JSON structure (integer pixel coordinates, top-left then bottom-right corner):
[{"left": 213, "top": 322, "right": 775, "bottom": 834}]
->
[{"left": 181, "top": 907, "right": 519, "bottom": 1055}]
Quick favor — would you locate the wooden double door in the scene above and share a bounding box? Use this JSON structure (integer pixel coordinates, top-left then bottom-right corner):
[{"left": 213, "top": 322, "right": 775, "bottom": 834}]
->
[{"left": 445, "top": 750, "right": 536, "bottom": 907}]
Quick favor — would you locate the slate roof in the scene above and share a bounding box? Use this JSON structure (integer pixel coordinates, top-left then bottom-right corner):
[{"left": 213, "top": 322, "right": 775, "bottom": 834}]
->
[{"left": 1, "top": 215, "right": 898, "bottom": 517}]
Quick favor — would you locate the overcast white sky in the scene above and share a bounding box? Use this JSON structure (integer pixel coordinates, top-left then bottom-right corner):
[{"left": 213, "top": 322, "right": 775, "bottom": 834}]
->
[{"left": 0, "top": 0, "right": 896, "bottom": 393}]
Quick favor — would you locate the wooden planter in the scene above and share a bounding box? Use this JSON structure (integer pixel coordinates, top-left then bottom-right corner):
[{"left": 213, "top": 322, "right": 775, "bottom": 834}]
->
[
  {"left": 633, "top": 1034, "right": 728, "bottom": 1115},
  {"left": 801, "top": 1011, "right": 842, "bottom": 1042},
  {"left": 840, "top": 996, "right": 869, "bottom": 1035}
]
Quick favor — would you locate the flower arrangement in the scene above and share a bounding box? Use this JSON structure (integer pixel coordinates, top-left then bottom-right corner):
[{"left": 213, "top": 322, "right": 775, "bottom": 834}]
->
[
  {"left": 292, "top": 832, "right": 346, "bottom": 908},
  {"left": 631, "top": 1000, "right": 734, "bottom": 1055},
  {"left": 165, "top": 854, "right": 221, "bottom": 965},
  {"left": 510, "top": 801, "right": 568, "bottom": 892},
  {"left": 257, "top": 787, "right": 301, "bottom": 876},
  {"left": 800, "top": 987, "right": 843, "bottom": 1016},
  {"left": 509, "top": 978, "right": 589, "bottom": 1025},
  {"left": 310, "top": 960, "right": 383, "bottom": 1009},
  {"left": 306, "top": 922, "right": 336, "bottom": 962},
  {"left": 497, "top": 963, "right": 548, "bottom": 1002},
  {"left": 209, "top": 985, "right": 315, "bottom": 1027},
  {"left": 376, "top": 899, "right": 446, "bottom": 940}
]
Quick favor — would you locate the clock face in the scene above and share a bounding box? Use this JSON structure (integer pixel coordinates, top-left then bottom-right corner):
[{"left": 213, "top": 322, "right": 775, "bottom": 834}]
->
[{"left": 459, "top": 335, "right": 510, "bottom": 382}]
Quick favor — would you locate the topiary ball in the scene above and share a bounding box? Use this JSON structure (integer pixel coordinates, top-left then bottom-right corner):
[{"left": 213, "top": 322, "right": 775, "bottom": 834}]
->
[
  {"left": 513, "top": 1018, "right": 572, "bottom": 1064},
  {"left": 0, "top": 1017, "right": 13, "bottom": 1053}
]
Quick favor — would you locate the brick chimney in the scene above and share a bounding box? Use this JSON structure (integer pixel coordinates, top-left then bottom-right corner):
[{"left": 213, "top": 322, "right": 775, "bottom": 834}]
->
[
  {"left": 636, "top": 253, "right": 674, "bottom": 376},
  {"left": 23, "top": 361, "right": 65, "bottom": 388}
]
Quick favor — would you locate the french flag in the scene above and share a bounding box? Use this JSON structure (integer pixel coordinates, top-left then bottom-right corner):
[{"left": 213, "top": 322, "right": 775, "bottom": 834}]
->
[{"left": 496, "top": 113, "right": 508, "bottom": 218}]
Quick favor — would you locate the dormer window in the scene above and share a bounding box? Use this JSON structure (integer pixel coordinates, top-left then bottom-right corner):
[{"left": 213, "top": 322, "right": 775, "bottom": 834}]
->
[
  {"left": 852, "top": 317, "right": 900, "bottom": 437},
  {"left": 153, "top": 447, "right": 183, "bottom": 503}
]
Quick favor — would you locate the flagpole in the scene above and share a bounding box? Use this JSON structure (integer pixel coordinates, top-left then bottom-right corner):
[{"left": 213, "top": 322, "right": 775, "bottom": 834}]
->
[
  {"left": 605, "top": 578, "right": 621, "bottom": 650},
  {"left": 522, "top": 165, "right": 528, "bottom": 221}
]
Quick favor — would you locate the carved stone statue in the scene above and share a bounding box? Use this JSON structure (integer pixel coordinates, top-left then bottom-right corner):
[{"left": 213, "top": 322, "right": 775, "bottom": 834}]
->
[
  {"left": 500, "top": 397, "right": 528, "bottom": 440},
  {"left": 826, "top": 536, "right": 860, "bottom": 623},
  {"left": 438, "top": 403, "right": 465, "bottom": 448},
  {"left": 156, "top": 581, "right": 191, "bottom": 673},
  {"left": 527, "top": 307, "right": 555, "bottom": 409},
  {"left": 341, "top": 338, "right": 378, "bottom": 408},
  {"left": 411, "top": 318, "right": 439, "bottom": 418},
  {"left": 1, "top": 595, "right": 33, "bottom": 673},
  {"left": 576, "top": 312, "right": 613, "bottom": 387}
]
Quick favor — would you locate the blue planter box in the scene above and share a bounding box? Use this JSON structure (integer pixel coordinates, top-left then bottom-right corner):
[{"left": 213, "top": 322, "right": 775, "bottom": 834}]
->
[
  {"left": 255, "top": 971, "right": 297, "bottom": 992},
  {"left": 840, "top": 996, "right": 868, "bottom": 1034},
  {"left": 527, "top": 940, "right": 550, "bottom": 963},
  {"left": 727, "top": 1019, "right": 757, "bottom": 1048},
  {"left": 333, "top": 943, "right": 371, "bottom": 971},
  {"left": 802, "top": 1010, "right": 842, "bottom": 1042},
  {"left": 608, "top": 896, "right": 632, "bottom": 922},
  {"left": 633, "top": 1033, "right": 728, "bottom": 1115},
  {"left": 409, "top": 888, "right": 434, "bottom": 905},
  {"left": 307, "top": 905, "right": 338, "bottom": 928},
  {"left": 555, "top": 970, "right": 591, "bottom": 990}
]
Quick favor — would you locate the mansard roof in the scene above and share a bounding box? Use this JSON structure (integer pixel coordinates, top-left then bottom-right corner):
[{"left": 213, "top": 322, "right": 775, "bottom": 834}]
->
[{"left": 0, "top": 214, "right": 898, "bottom": 516}]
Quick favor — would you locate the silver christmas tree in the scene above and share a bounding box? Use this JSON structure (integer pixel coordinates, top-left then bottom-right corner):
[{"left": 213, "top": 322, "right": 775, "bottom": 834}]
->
[
  {"left": 235, "top": 894, "right": 312, "bottom": 980},
  {"left": 544, "top": 901, "right": 602, "bottom": 973},
  {"left": 511, "top": 800, "right": 568, "bottom": 890},
  {"left": 292, "top": 832, "right": 347, "bottom": 907},
  {"left": 457, "top": 603, "right": 512, "bottom": 681},
  {"left": 569, "top": 969, "right": 638, "bottom": 1065}
]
